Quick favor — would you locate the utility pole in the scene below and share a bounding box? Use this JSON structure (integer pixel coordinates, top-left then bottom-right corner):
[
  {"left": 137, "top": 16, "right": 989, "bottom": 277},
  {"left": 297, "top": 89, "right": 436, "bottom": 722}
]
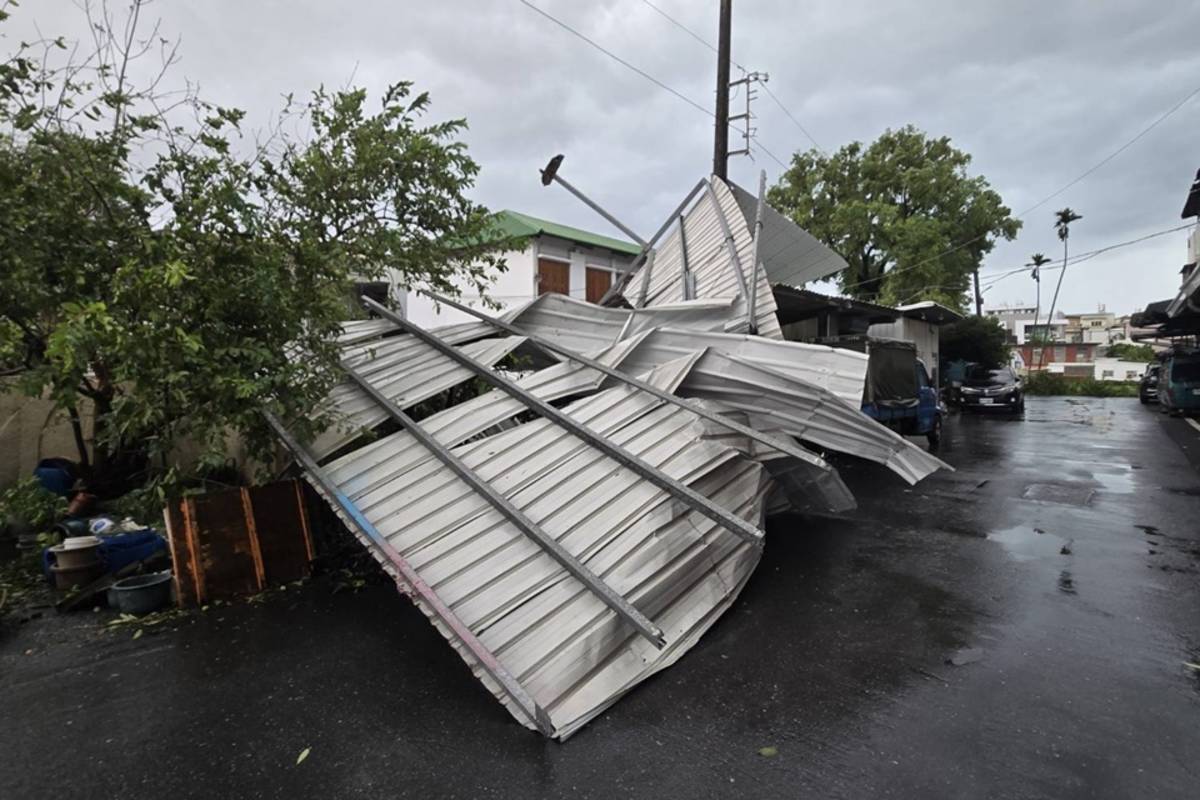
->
[
  {"left": 973, "top": 268, "right": 983, "bottom": 316},
  {"left": 712, "top": 0, "right": 732, "bottom": 180}
]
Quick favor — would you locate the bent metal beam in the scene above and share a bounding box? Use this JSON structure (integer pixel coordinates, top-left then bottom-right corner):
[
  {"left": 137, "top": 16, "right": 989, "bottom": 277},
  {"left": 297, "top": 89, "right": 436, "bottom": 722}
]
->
[
  {"left": 261, "top": 410, "right": 554, "bottom": 736},
  {"left": 338, "top": 362, "right": 667, "bottom": 649},
  {"left": 420, "top": 290, "right": 841, "bottom": 480},
  {"left": 360, "top": 296, "right": 765, "bottom": 547}
]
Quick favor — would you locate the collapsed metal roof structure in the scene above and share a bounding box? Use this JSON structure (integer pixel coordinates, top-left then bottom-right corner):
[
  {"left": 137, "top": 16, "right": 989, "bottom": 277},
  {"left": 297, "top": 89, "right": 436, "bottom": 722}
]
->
[{"left": 270, "top": 174, "right": 951, "bottom": 739}]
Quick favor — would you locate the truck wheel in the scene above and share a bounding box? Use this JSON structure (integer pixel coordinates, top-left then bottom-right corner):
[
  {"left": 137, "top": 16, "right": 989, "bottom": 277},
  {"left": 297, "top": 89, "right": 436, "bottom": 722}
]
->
[{"left": 927, "top": 417, "right": 942, "bottom": 449}]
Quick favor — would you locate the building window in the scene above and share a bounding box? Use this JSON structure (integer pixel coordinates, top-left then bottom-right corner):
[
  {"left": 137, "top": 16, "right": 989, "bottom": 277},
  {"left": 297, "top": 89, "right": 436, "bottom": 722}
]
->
[
  {"left": 1102, "top": 370, "right": 1114, "bottom": 378},
  {"left": 585, "top": 266, "right": 612, "bottom": 303},
  {"left": 1125, "top": 371, "right": 1138, "bottom": 380},
  {"left": 537, "top": 257, "right": 570, "bottom": 297}
]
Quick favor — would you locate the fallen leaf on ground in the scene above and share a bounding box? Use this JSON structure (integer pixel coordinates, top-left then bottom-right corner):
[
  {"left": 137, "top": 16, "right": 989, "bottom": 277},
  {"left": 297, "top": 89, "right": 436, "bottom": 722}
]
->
[
  {"left": 132, "top": 629, "right": 143, "bottom": 640},
  {"left": 758, "top": 746, "right": 778, "bottom": 758},
  {"left": 296, "top": 747, "right": 311, "bottom": 765},
  {"left": 946, "top": 647, "right": 984, "bottom": 666}
]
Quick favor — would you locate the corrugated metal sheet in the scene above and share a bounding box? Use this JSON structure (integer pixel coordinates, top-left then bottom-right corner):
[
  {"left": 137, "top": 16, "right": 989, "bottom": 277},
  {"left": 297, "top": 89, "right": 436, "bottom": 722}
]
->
[
  {"left": 317, "top": 366, "right": 769, "bottom": 738},
  {"left": 311, "top": 332, "right": 530, "bottom": 459},
  {"left": 728, "top": 181, "right": 848, "bottom": 287},
  {"left": 626, "top": 177, "right": 783, "bottom": 338}
]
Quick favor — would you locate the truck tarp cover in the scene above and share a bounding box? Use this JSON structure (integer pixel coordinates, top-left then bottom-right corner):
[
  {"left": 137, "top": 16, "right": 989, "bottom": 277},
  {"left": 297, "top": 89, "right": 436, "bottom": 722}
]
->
[{"left": 865, "top": 340, "right": 917, "bottom": 406}]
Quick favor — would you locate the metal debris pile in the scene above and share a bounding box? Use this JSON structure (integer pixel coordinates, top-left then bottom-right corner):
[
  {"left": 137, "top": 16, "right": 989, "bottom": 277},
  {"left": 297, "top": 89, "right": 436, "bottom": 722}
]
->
[{"left": 269, "top": 175, "right": 951, "bottom": 738}]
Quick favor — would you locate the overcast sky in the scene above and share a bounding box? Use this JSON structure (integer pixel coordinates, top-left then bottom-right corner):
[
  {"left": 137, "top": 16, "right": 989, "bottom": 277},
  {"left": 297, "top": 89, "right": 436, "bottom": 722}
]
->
[{"left": 9, "top": 0, "right": 1200, "bottom": 315}]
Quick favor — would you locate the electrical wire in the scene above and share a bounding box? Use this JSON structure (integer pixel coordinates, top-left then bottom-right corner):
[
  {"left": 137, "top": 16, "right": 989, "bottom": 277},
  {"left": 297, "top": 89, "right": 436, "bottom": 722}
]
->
[
  {"left": 518, "top": 0, "right": 785, "bottom": 169},
  {"left": 638, "top": 0, "right": 822, "bottom": 155}
]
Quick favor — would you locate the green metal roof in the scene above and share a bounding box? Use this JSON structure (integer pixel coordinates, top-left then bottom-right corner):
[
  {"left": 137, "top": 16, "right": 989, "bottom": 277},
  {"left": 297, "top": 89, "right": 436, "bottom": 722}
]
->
[{"left": 492, "top": 209, "right": 641, "bottom": 256}]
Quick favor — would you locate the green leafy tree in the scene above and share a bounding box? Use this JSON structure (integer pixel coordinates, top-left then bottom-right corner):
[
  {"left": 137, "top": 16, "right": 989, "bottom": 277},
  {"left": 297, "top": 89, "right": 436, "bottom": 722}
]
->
[
  {"left": 767, "top": 125, "right": 1021, "bottom": 311},
  {"left": 1106, "top": 342, "right": 1154, "bottom": 361},
  {"left": 939, "top": 316, "right": 1010, "bottom": 369},
  {"left": 0, "top": 1, "right": 508, "bottom": 495}
]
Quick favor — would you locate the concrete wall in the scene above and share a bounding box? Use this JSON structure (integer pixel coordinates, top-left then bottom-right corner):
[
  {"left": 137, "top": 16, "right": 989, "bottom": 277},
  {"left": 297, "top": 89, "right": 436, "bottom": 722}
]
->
[{"left": 0, "top": 381, "right": 94, "bottom": 490}]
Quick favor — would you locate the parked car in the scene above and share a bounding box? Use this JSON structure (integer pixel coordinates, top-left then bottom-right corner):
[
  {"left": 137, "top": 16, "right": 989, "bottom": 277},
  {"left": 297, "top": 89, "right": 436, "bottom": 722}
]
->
[
  {"left": 1157, "top": 350, "right": 1200, "bottom": 416},
  {"left": 1139, "top": 363, "right": 1160, "bottom": 404},
  {"left": 960, "top": 365, "right": 1024, "bottom": 413}
]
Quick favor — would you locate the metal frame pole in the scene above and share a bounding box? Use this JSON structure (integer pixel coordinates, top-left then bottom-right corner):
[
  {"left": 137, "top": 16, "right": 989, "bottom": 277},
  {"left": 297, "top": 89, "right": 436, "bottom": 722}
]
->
[
  {"left": 703, "top": 180, "right": 750, "bottom": 302},
  {"left": 745, "top": 170, "right": 768, "bottom": 333},
  {"left": 419, "top": 290, "right": 839, "bottom": 478},
  {"left": 599, "top": 179, "right": 708, "bottom": 306},
  {"left": 339, "top": 363, "right": 666, "bottom": 648},
  {"left": 360, "top": 297, "right": 764, "bottom": 547},
  {"left": 262, "top": 411, "right": 554, "bottom": 736},
  {"left": 540, "top": 155, "right": 647, "bottom": 247},
  {"left": 678, "top": 213, "right": 693, "bottom": 301}
]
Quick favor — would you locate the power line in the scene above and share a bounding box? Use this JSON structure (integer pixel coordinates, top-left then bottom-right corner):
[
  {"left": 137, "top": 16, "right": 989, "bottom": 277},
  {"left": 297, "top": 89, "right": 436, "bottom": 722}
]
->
[
  {"left": 638, "top": 0, "right": 822, "bottom": 156},
  {"left": 517, "top": 0, "right": 711, "bottom": 117},
  {"left": 761, "top": 81, "right": 823, "bottom": 154},
  {"left": 517, "top": 0, "right": 785, "bottom": 169},
  {"left": 639, "top": 0, "right": 745, "bottom": 71}
]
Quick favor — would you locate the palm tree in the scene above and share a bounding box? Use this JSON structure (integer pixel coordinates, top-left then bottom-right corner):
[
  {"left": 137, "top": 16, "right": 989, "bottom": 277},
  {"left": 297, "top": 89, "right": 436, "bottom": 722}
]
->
[
  {"left": 1039, "top": 208, "right": 1083, "bottom": 368},
  {"left": 1027, "top": 253, "right": 1051, "bottom": 342}
]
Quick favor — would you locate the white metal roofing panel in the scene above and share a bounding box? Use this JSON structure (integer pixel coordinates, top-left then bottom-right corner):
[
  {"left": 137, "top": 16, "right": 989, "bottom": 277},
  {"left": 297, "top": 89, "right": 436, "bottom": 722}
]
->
[
  {"left": 319, "top": 376, "right": 770, "bottom": 738},
  {"left": 311, "top": 335, "right": 527, "bottom": 459},
  {"left": 729, "top": 180, "right": 848, "bottom": 287}
]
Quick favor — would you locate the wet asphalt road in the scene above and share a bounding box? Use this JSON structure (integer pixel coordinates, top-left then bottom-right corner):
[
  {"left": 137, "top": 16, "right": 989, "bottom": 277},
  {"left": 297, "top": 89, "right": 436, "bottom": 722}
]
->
[{"left": 3, "top": 396, "right": 1199, "bottom": 799}]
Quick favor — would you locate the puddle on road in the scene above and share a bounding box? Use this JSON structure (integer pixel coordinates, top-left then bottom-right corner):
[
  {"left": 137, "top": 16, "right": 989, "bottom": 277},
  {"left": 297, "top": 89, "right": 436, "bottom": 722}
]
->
[
  {"left": 988, "top": 525, "right": 1069, "bottom": 562},
  {"left": 1089, "top": 466, "right": 1137, "bottom": 495}
]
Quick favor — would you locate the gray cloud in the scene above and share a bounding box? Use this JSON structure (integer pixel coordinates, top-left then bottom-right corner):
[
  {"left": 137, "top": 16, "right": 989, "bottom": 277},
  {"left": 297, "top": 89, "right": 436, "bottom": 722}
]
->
[{"left": 9, "top": 0, "right": 1199, "bottom": 315}]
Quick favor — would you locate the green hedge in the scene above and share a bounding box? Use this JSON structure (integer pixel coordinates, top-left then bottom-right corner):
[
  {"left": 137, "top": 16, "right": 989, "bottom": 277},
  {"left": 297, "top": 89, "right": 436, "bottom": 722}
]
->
[{"left": 1023, "top": 372, "right": 1139, "bottom": 397}]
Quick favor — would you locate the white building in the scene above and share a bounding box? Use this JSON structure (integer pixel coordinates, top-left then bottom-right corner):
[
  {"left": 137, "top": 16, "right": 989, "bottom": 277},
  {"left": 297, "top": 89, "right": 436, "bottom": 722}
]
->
[
  {"left": 986, "top": 305, "right": 1067, "bottom": 345},
  {"left": 1046, "top": 357, "right": 1146, "bottom": 382},
  {"left": 397, "top": 210, "right": 639, "bottom": 327}
]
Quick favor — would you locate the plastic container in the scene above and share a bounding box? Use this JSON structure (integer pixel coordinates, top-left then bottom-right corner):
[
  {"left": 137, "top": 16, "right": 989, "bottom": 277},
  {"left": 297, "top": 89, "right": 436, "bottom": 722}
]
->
[
  {"left": 50, "top": 537, "right": 102, "bottom": 570},
  {"left": 109, "top": 572, "right": 173, "bottom": 615},
  {"left": 50, "top": 561, "right": 103, "bottom": 590}
]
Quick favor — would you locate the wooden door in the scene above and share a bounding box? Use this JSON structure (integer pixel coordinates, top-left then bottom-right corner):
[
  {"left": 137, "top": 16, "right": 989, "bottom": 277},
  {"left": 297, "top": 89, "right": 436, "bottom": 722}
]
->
[
  {"left": 585, "top": 267, "right": 612, "bottom": 304},
  {"left": 537, "top": 258, "right": 570, "bottom": 296}
]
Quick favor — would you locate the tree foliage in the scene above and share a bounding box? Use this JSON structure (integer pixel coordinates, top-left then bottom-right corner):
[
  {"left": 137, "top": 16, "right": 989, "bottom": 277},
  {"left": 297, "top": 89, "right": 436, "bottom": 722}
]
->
[
  {"left": 939, "top": 316, "right": 1010, "bottom": 369},
  {"left": 767, "top": 125, "right": 1021, "bottom": 311},
  {"left": 0, "top": 1, "right": 507, "bottom": 494},
  {"left": 1106, "top": 342, "right": 1155, "bottom": 362}
]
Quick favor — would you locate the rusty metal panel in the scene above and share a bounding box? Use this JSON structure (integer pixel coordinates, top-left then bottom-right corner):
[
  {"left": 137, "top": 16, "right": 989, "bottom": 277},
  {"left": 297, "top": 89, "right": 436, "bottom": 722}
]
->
[{"left": 166, "top": 480, "right": 313, "bottom": 605}]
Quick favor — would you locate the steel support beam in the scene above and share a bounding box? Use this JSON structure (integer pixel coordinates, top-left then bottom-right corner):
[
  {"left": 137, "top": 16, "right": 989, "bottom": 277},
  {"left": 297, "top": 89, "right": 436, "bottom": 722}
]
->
[
  {"left": 420, "top": 290, "right": 837, "bottom": 477},
  {"left": 634, "top": 250, "right": 657, "bottom": 309},
  {"left": 745, "top": 170, "right": 768, "bottom": 334},
  {"left": 262, "top": 411, "right": 554, "bottom": 736},
  {"left": 703, "top": 181, "right": 750, "bottom": 302},
  {"left": 361, "top": 297, "right": 764, "bottom": 547},
  {"left": 678, "top": 213, "right": 693, "bottom": 301},
  {"left": 339, "top": 363, "right": 666, "bottom": 648},
  {"left": 600, "top": 179, "right": 708, "bottom": 306}
]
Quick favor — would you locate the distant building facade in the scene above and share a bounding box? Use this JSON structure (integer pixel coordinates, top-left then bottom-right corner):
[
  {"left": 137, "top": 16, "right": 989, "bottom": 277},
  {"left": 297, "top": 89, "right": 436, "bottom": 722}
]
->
[{"left": 398, "top": 210, "right": 639, "bottom": 327}]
